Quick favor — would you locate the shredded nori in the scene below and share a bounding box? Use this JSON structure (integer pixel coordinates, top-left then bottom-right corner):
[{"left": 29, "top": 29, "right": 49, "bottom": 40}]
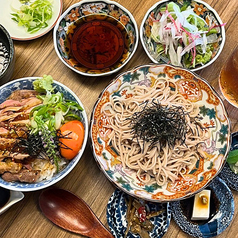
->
[{"left": 128, "top": 100, "right": 188, "bottom": 149}]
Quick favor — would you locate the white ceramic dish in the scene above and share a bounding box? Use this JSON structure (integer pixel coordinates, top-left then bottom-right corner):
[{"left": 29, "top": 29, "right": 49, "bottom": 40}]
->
[
  {"left": 140, "top": 0, "right": 225, "bottom": 71},
  {"left": 0, "top": 0, "right": 63, "bottom": 41},
  {"left": 0, "top": 77, "right": 88, "bottom": 192}
]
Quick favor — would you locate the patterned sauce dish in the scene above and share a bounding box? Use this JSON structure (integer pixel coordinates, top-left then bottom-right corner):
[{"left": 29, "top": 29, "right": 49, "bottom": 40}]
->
[
  {"left": 107, "top": 189, "right": 171, "bottom": 238},
  {"left": 90, "top": 64, "right": 230, "bottom": 202},
  {"left": 0, "top": 77, "right": 88, "bottom": 192},
  {"left": 140, "top": 0, "right": 225, "bottom": 71},
  {"left": 171, "top": 177, "right": 234, "bottom": 238},
  {"left": 53, "top": 0, "right": 138, "bottom": 77}
]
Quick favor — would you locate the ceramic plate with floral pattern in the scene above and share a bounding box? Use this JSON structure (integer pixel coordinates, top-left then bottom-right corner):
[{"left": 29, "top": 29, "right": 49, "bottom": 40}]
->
[
  {"left": 53, "top": 0, "right": 138, "bottom": 76},
  {"left": 140, "top": 0, "right": 225, "bottom": 71},
  {"left": 90, "top": 64, "right": 230, "bottom": 202},
  {"left": 0, "top": 0, "right": 63, "bottom": 41}
]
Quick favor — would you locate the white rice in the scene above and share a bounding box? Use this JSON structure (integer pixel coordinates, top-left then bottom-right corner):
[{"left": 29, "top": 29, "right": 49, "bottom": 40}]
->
[{"left": 31, "top": 158, "right": 67, "bottom": 182}]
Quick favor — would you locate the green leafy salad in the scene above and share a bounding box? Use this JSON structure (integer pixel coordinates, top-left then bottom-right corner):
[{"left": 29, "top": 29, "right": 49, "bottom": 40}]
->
[
  {"left": 11, "top": 0, "right": 53, "bottom": 33},
  {"left": 146, "top": 1, "right": 223, "bottom": 69},
  {"left": 227, "top": 149, "right": 238, "bottom": 174}
]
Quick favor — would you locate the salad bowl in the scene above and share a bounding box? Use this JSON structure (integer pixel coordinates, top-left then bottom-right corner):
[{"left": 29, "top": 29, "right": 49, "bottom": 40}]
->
[
  {"left": 53, "top": 0, "right": 138, "bottom": 77},
  {"left": 140, "top": 0, "right": 225, "bottom": 71},
  {"left": 0, "top": 77, "right": 88, "bottom": 192},
  {"left": 90, "top": 64, "right": 230, "bottom": 202}
]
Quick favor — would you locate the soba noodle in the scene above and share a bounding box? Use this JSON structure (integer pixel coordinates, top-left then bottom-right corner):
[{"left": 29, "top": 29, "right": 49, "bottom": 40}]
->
[{"left": 102, "top": 78, "right": 208, "bottom": 186}]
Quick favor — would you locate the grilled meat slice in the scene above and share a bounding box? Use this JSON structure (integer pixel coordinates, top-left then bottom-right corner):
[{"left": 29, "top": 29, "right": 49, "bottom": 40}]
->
[
  {"left": 0, "top": 100, "right": 24, "bottom": 109},
  {"left": 0, "top": 151, "right": 30, "bottom": 161},
  {"left": 2, "top": 169, "right": 40, "bottom": 183},
  {"left": 8, "top": 90, "right": 38, "bottom": 101},
  {"left": 0, "top": 138, "right": 16, "bottom": 150},
  {"left": 0, "top": 159, "right": 22, "bottom": 174}
]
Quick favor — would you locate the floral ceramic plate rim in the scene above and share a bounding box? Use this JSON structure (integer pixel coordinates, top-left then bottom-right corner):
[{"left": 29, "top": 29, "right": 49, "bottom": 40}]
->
[
  {"left": 0, "top": 77, "right": 88, "bottom": 192},
  {"left": 53, "top": 0, "right": 138, "bottom": 77},
  {"left": 90, "top": 64, "right": 230, "bottom": 202},
  {"left": 0, "top": 0, "right": 63, "bottom": 41},
  {"left": 107, "top": 189, "right": 171, "bottom": 238},
  {"left": 170, "top": 177, "right": 234, "bottom": 238},
  {"left": 140, "top": 0, "right": 225, "bottom": 71}
]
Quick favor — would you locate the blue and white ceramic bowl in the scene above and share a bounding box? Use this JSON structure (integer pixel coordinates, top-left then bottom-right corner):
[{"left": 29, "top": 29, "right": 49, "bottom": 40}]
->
[
  {"left": 170, "top": 177, "right": 234, "bottom": 238},
  {"left": 107, "top": 189, "right": 171, "bottom": 238},
  {"left": 0, "top": 77, "right": 88, "bottom": 192}
]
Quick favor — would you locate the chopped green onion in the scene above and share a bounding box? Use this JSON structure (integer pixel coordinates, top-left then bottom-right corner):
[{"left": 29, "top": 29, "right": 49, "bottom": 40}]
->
[{"left": 11, "top": 0, "right": 53, "bottom": 34}]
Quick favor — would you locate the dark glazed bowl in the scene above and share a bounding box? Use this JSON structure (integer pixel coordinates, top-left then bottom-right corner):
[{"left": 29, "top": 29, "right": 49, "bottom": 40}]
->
[{"left": 0, "top": 24, "right": 15, "bottom": 85}]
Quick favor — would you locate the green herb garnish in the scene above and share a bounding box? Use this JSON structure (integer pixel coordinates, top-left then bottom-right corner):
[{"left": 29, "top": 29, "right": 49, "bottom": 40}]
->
[
  {"left": 29, "top": 75, "right": 83, "bottom": 170},
  {"left": 227, "top": 149, "right": 238, "bottom": 164},
  {"left": 11, "top": 0, "right": 53, "bottom": 34}
]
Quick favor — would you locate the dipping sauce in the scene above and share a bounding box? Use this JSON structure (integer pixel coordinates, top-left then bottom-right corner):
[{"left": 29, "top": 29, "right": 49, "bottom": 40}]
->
[
  {"left": 66, "top": 14, "right": 129, "bottom": 70},
  {"left": 219, "top": 46, "right": 238, "bottom": 107},
  {"left": 0, "top": 187, "right": 10, "bottom": 208}
]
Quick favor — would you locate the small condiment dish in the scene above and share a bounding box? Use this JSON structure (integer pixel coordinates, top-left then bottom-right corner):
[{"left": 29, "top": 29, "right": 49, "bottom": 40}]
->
[
  {"left": 140, "top": 0, "right": 225, "bottom": 71},
  {"left": 53, "top": 0, "right": 138, "bottom": 77},
  {"left": 0, "top": 24, "right": 15, "bottom": 85},
  {"left": 0, "top": 187, "right": 24, "bottom": 215}
]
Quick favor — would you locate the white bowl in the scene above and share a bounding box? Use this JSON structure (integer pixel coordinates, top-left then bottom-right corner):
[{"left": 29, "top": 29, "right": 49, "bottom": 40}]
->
[
  {"left": 53, "top": 0, "right": 138, "bottom": 77},
  {"left": 0, "top": 77, "right": 88, "bottom": 192},
  {"left": 140, "top": 0, "right": 225, "bottom": 71}
]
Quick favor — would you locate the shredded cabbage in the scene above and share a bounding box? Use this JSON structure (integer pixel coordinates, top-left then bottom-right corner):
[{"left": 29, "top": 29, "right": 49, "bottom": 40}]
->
[{"left": 11, "top": 0, "right": 53, "bottom": 34}]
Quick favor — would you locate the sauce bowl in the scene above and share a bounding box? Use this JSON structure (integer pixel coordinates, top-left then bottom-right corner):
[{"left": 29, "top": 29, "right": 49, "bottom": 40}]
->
[{"left": 53, "top": 0, "right": 138, "bottom": 77}]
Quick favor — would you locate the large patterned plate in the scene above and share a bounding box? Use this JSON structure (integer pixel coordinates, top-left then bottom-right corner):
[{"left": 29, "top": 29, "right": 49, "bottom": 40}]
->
[{"left": 90, "top": 64, "right": 230, "bottom": 202}]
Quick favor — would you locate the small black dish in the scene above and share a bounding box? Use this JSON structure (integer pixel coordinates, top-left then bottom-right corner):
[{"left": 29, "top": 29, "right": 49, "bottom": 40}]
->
[
  {"left": 0, "top": 24, "right": 15, "bottom": 85},
  {"left": 0, "top": 187, "right": 10, "bottom": 209}
]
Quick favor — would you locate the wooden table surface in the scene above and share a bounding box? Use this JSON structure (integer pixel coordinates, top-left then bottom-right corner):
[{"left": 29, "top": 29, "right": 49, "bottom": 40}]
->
[{"left": 1, "top": 0, "right": 238, "bottom": 237}]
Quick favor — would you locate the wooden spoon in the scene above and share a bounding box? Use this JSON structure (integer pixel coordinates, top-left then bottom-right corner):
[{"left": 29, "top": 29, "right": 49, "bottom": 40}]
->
[{"left": 39, "top": 188, "right": 114, "bottom": 238}]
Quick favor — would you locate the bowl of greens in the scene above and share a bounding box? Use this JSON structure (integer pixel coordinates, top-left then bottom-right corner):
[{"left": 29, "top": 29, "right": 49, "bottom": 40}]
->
[{"left": 140, "top": 0, "right": 225, "bottom": 71}]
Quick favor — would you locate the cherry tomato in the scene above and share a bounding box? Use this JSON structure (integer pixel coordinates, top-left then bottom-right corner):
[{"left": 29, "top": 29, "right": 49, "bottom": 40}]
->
[{"left": 59, "top": 120, "right": 85, "bottom": 160}]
